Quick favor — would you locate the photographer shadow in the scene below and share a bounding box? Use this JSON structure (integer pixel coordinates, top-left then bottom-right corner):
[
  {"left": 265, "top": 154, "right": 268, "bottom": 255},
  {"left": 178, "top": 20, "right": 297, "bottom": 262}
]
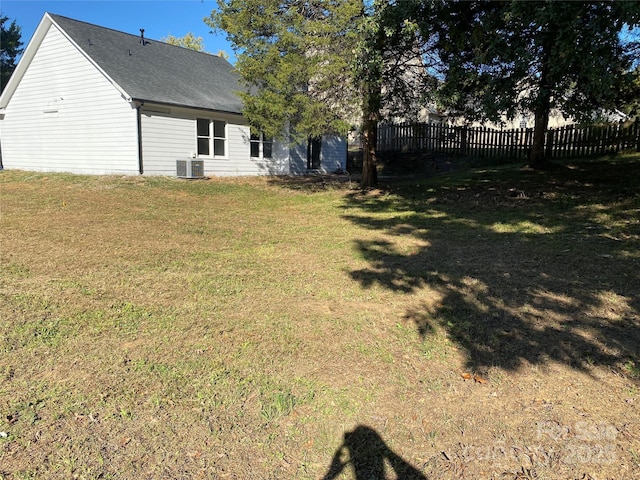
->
[{"left": 322, "top": 425, "right": 427, "bottom": 480}]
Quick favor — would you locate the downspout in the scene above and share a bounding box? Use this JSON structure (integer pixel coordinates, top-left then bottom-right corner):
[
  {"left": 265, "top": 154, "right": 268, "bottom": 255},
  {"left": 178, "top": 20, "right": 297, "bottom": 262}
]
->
[{"left": 135, "top": 101, "right": 144, "bottom": 174}]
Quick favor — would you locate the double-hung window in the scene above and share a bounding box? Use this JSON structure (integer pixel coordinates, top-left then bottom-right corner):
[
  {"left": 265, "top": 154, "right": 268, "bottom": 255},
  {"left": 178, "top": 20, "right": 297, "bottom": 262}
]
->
[
  {"left": 197, "top": 118, "right": 226, "bottom": 157},
  {"left": 250, "top": 132, "right": 273, "bottom": 160}
]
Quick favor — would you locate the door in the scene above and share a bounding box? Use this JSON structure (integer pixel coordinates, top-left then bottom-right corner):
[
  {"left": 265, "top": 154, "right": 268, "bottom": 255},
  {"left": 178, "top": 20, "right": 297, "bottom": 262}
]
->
[{"left": 307, "top": 136, "right": 322, "bottom": 170}]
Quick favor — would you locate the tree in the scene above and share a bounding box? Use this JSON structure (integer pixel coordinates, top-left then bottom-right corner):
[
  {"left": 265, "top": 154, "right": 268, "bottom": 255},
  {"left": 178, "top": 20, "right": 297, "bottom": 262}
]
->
[
  {"left": 162, "top": 32, "right": 206, "bottom": 51},
  {"left": 617, "top": 65, "right": 640, "bottom": 119},
  {"left": 215, "top": 49, "right": 230, "bottom": 61},
  {"left": 1, "top": 14, "right": 24, "bottom": 93},
  {"left": 161, "top": 33, "right": 230, "bottom": 59},
  {"left": 422, "top": 1, "right": 640, "bottom": 168},
  {"left": 207, "top": 0, "right": 427, "bottom": 188}
]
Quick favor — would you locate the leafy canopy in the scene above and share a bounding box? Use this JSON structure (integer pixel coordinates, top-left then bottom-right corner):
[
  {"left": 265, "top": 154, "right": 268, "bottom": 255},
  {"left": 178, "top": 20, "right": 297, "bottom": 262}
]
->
[
  {"left": 162, "top": 32, "right": 207, "bottom": 52},
  {"left": 207, "top": 0, "right": 363, "bottom": 143},
  {"left": 209, "top": 0, "right": 440, "bottom": 188},
  {"left": 424, "top": 0, "right": 640, "bottom": 126}
]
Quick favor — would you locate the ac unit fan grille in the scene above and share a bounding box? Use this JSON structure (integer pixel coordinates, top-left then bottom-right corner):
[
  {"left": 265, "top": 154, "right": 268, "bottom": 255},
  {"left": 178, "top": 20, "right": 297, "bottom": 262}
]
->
[{"left": 176, "top": 159, "right": 205, "bottom": 179}]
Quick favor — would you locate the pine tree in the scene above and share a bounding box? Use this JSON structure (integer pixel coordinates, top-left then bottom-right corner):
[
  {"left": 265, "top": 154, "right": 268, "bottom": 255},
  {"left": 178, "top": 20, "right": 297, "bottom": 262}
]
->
[
  {"left": 208, "top": 0, "right": 428, "bottom": 188},
  {"left": 1, "top": 14, "right": 24, "bottom": 93}
]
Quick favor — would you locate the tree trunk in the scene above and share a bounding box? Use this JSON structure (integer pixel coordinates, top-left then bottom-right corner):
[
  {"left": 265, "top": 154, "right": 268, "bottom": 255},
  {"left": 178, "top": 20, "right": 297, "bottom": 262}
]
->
[
  {"left": 528, "top": 31, "right": 553, "bottom": 169},
  {"left": 358, "top": 2, "right": 384, "bottom": 190},
  {"left": 529, "top": 104, "right": 550, "bottom": 168},
  {"left": 361, "top": 116, "right": 378, "bottom": 189}
]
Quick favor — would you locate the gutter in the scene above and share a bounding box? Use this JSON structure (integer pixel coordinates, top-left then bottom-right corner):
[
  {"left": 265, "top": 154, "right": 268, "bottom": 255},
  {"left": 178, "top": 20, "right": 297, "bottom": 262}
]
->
[{"left": 129, "top": 96, "right": 243, "bottom": 117}]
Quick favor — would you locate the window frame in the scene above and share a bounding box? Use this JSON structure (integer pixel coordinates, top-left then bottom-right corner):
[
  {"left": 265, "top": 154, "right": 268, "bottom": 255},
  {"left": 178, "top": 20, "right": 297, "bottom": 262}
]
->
[
  {"left": 250, "top": 131, "right": 274, "bottom": 160},
  {"left": 196, "top": 118, "right": 227, "bottom": 159}
]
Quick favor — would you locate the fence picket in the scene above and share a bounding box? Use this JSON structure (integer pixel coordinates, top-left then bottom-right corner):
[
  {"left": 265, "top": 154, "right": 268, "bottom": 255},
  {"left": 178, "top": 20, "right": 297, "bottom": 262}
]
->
[{"left": 375, "top": 119, "right": 639, "bottom": 162}]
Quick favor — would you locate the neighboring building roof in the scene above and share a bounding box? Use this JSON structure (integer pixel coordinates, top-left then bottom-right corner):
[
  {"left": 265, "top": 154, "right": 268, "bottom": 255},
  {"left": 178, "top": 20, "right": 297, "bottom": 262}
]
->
[{"left": 1, "top": 13, "right": 245, "bottom": 114}]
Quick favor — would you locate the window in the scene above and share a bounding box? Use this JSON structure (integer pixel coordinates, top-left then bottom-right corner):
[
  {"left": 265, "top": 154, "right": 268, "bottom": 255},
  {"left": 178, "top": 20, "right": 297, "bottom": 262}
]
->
[
  {"left": 213, "top": 120, "right": 226, "bottom": 156},
  {"left": 250, "top": 132, "right": 273, "bottom": 159},
  {"left": 197, "top": 119, "right": 210, "bottom": 156},
  {"left": 519, "top": 117, "right": 528, "bottom": 129},
  {"left": 197, "top": 118, "right": 226, "bottom": 157}
]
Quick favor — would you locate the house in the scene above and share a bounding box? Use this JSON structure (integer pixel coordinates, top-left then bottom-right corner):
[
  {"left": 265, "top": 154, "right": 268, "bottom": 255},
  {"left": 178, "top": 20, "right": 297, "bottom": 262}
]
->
[
  {"left": 449, "top": 108, "right": 630, "bottom": 131},
  {"left": 464, "top": 110, "right": 577, "bottom": 130},
  {"left": 0, "top": 13, "right": 347, "bottom": 176}
]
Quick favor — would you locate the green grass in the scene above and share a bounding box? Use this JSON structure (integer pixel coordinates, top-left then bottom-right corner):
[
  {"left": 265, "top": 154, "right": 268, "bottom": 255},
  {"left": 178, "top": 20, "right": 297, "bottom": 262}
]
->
[{"left": 1, "top": 155, "right": 640, "bottom": 479}]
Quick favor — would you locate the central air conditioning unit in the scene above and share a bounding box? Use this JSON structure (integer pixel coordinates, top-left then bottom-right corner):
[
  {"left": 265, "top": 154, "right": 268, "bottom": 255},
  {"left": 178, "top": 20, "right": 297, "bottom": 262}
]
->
[{"left": 176, "top": 159, "right": 205, "bottom": 179}]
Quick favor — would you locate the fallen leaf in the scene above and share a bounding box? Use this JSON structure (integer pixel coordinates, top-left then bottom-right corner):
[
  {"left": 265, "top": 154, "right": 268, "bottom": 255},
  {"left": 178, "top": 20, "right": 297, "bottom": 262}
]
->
[
  {"left": 473, "top": 374, "right": 488, "bottom": 384},
  {"left": 119, "top": 437, "right": 131, "bottom": 447},
  {"left": 461, "top": 372, "right": 472, "bottom": 381}
]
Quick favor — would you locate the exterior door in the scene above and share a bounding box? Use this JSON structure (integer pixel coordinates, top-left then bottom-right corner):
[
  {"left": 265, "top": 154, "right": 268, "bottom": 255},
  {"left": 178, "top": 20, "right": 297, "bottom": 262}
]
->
[{"left": 307, "top": 136, "right": 321, "bottom": 170}]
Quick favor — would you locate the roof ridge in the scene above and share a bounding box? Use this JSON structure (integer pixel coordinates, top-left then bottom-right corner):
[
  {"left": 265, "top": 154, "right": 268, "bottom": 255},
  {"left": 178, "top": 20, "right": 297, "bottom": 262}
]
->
[
  {"left": 48, "top": 13, "right": 145, "bottom": 42},
  {"left": 47, "top": 12, "right": 222, "bottom": 58}
]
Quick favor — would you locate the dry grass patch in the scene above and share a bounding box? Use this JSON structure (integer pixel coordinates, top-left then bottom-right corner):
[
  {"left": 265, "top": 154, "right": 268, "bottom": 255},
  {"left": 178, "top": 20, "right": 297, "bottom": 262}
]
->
[{"left": 1, "top": 157, "right": 640, "bottom": 479}]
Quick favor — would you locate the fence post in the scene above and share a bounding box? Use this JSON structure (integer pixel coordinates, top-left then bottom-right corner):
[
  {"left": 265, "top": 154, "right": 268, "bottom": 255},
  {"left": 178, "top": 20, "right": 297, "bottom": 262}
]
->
[
  {"left": 460, "top": 126, "right": 467, "bottom": 156},
  {"left": 545, "top": 129, "right": 554, "bottom": 159}
]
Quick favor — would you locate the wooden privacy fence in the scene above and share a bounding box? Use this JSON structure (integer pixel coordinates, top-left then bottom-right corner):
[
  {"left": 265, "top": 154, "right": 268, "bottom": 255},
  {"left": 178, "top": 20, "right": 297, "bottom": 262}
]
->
[{"left": 377, "top": 119, "right": 640, "bottom": 160}]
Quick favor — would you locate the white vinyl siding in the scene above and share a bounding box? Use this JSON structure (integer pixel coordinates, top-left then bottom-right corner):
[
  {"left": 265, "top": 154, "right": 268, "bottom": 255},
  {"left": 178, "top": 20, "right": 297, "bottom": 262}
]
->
[
  {"left": 319, "top": 135, "right": 348, "bottom": 172},
  {"left": 289, "top": 135, "right": 347, "bottom": 174},
  {"left": 210, "top": 122, "right": 288, "bottom": 176},
  {"left": 140, "top": 109, "right": 195, "bottom": 176},
  {"left": 0, "top": 24, "right": 138, "bottom": 174},
  {"left": 140, "top": 107, "right": 290, "bottom": 176}
]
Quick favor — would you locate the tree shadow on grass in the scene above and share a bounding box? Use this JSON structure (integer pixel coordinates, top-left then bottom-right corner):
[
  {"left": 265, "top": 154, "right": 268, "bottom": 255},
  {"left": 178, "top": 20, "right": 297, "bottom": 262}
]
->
[
  {"left": 322, "top": 425, "right": 427, "bottom": 480},
  {"left": 342, "top": 159, "right": 640, "bottom": 377}
]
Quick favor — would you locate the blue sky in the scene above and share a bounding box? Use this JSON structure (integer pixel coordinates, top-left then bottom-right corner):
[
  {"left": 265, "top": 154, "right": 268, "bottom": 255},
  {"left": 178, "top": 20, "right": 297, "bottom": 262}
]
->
[{"left": 2, "top": 0, "right": 234, "bottom": 60}]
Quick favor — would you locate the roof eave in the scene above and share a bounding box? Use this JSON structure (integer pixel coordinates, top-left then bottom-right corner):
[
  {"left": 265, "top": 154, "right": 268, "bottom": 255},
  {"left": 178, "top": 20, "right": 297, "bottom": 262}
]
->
[{"left": 133, "top": 98, "right": 244, "bottom": 117}]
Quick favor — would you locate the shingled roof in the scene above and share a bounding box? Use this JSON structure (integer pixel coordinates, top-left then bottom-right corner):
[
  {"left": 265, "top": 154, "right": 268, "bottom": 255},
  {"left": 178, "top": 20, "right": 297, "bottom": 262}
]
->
[{"left": 49, "top": 14, "right": 244, "bottom": 114}]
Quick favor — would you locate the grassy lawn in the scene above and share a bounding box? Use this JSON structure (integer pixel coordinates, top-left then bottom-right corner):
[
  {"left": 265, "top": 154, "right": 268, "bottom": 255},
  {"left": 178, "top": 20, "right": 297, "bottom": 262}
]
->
[{"left": 1, "top": 155, "right": 639, "bottom": 479}]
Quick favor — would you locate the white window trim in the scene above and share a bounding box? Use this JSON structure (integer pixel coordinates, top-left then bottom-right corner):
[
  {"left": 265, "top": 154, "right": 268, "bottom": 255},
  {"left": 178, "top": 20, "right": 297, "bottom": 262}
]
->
[{"left": 196, "top": 118, "right": 228, "bottom": 159}]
